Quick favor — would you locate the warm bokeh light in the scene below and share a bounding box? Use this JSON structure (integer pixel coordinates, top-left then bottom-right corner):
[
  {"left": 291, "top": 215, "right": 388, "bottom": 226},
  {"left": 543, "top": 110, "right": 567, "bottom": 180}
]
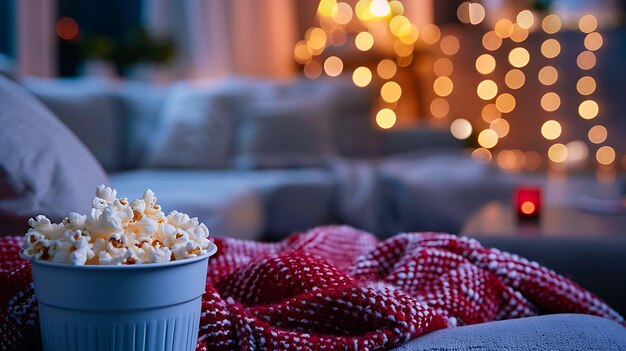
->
[
  {"left": 355, "top": 31, "right": 374, "bottom": 51},
  {"left": 548, "top": 143, "right": 568, "bottom": 163},
  {"left": 478, "top": 129, "right": 499, "bottom": 148},
  {"left": 538, "top": 66, "right": 558, "bottom": 86},
  {"left": 430, "top": 98, "right": 450, "bottom": 118},
  {"left": 440, "top": 35, "right": 460, "bottom": 56},
  {"left": 390, "top": 15, "right": 411, "bottom": 37},
  {"left": 577, "top": 76, "right": 596, "bottom": 95},
  {"left": 450, "top": 118, "right": 473, "bottom": 140},
  {"left": 433, "top": 57, "right": 453, "bottom": 77},
  {"left": 457, "top": 2, "right": 470, "bottom": 24},
  {"left": 352, "top": 66, "right": 372, "bottom": 87},
  {"left": 505, "top": 69, "right": 525, "bottom": 89},
  {"left": 495, "top": 19, "right": 514, "bottom": 38},
  {"left": 541, "top": 39, "right": 561, "bottom": 58},
  {"left": 579, "top": 100, "right": 599, "bottom": 119},
  {"left": 496, "top": 93, "right": 516, "bottom": 113},
  {"left": 477, "top": 80, "right": 498, "bottom": 100},
  {"left": 433, "top": 76, "right": 454, "bottom": 97},
  {"left": 517, "top": 10, "right": 535, "bottom": 29},
  {"left": 566, "top": 141, "right": 589, "bottom": 163},
  {"left": 584, "top": 32, "right": 603, "bottom": 51},
  {"left": 377, "top": 59, "right": 397, "bottom": 79},
  {"left": 420, "top": 24, "right": 441, "bottom": 44},
  {"left": 468, "top": 3, "right": 486, "bottom": 25},
  {"left": 56, "top": 17, "right": 79, "bottom": 41},
  {"left": 490, "top": 118, "right": 510, "bottom": 138},
  {"left": 458, "top": 2, "right": 486, "bottom": 25},
  {"left": 332, "top": 2, "right": 353, "bottom": 25},
  {"left": 472, "top": 148, "right": 493, "bottom": 163},
  {"left": 510, "top": 24, "right": 529, "bottom": 43},
  {"left": 370, "top": 0, "right": 391, "bottom": 17},
  {"left": 328, "top": 28, "right": 347, "bottom": 46},
  {"left": 475, "top": 54, "right": 496, "bottom": 75},
  {"left": 399, "top": 25, "right": 420, "bottom": 45},
  {"left": 596, "top": 146, "right": 616, "bottom": 165},
  {"left": 482, "top": 104, "right": 501, "bottom": 122},
  {"left": 389, "top": 0, "right": 404, "bottom": 15},
  {"left": 541, "top": 120, "right": 562, "bottom": 140},
  {"left": 542, "top": 14, "right": 562, "bottom": 34},
  {"left": 324, "top": 56, "right": 344, "bottom": 77},
  {"left": 393, "top": 41, "right": 414, "bottom": 57},
  {"left": 305, "top": 28, "right": 327, "bottom": 52},
  {"left": 381, "top": 81, "right": 402, "bottom": 103},
  {"left": 525, "top": 151, "right": 542, "bottom": 171},
  {"left": 588, "top": 125, "right": 608, "bottom": 144},
  {"left": 508, "top": 47, "right": 530, "bottom": 68},
  {"left": 303, "top": 60, "right": 322, "bottom": 79},
  {"left": 396, "top": 54, "right": 413, "bottom": 67},
  {"left": 577, "top": 51, "right": 596, "bottom": 70},
  {"left": 579, "top": 14, "right": 598, "bottom": 34},
  {"left": 294, "top": 41, "right": 313, "bottom": 64},
  {"left": 520, "top": 201, "right": 536, "bottom": 215},
  {"left": 497, "top": 150, "right": 525, "bottom": 171},
  {"left": 318, "top": 0, "right": 338, "bottom": 17},
  {"left": 355, "top": 0, "right": 373, "bottom": 21},
  {"left": 482, "top": 31, "right": 502, "bottom": 51},
  {"left": 540, "top": 92, "right": 561, "bottom": 112},
  {"left": 376, "top": 108, "right": 396, "bottom": 129}
]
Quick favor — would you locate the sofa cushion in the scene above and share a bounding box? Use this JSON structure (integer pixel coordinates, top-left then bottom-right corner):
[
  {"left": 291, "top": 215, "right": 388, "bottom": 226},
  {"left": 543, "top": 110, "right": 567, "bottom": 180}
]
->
[
  {"left": 233, "top": 91, "right": 335, "bottom": 169},
  {"left": 379, "top": 151, "right": 515, "bottom": 234},
  {"left": 110, "top": 169, "right": 335, "bottom": 240},
  {"left": 23, "top": 77, "right": 124, "bottom": 171},
  {"left": 143, "top": 79, "right": 252, "bottom": 169},
  {"left": 0, "top": 76, "right": 110, "bottom": 233},
  {"left": 110, "top": 170, "right": 265, "bottom": 240},
  {"left": 116, "top": 81, "right": 169, "bottom": 169},
  {"left": 392, "top": 314, "right": 626, "bottom": 351}
]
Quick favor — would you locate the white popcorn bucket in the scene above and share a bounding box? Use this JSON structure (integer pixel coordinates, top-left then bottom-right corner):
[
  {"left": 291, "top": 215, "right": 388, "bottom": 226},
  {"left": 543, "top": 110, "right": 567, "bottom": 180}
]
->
[{"left": 31, "top": 243, "right": 217, "bottom": 351}]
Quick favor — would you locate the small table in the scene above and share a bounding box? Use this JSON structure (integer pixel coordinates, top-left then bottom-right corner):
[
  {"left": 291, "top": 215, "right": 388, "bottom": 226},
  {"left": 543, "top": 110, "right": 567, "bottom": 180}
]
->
[{"left": 461, "top": 201, "right": 626, "bottom": 238}]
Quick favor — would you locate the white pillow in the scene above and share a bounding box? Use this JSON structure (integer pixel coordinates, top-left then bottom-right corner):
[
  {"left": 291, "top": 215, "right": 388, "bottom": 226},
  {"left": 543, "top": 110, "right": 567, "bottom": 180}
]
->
[
  {"left": 143, "top": 80, "right": 247, "bottom": 169},
  {"left": 0, "top": 77, "right": 110, "bottom": 233}
]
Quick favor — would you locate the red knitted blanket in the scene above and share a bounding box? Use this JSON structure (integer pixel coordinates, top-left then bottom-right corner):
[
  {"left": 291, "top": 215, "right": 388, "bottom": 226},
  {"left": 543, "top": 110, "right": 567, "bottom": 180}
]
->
[{"left": 1, "top": 226, "right": 623, "bottom": 350}]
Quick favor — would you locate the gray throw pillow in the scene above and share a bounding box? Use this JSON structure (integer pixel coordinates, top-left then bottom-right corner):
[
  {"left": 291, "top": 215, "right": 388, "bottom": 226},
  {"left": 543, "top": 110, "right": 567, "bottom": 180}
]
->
[
  {"left": 233, "top": 95, "right": 335, "bottom": 169},
  {"left": 143, "top": 80, "right": 246, "bottom": 169},
  {"left": 23, "top": 78, "right": 124, "bottom": 171},
  {"left": 0, "top": 77, "right": 110, "bottom": 234}
]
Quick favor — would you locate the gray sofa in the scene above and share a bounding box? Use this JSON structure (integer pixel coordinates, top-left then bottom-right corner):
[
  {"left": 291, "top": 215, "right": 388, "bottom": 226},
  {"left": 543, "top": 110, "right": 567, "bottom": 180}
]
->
[{"left": 19, "top": 74, "right": 517, "bottom": 241}]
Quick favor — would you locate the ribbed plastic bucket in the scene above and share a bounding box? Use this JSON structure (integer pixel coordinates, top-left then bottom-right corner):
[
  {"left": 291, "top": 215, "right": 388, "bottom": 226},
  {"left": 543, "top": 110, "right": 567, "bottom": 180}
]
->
[{"left": 31, "top": 243, "right": 216, "bottom": 351}]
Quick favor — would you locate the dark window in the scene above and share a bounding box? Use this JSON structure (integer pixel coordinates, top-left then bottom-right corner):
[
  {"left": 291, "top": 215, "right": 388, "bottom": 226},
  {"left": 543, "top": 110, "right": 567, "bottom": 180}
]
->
[
  {"left": 0, "top": 0, "right": 15, "bottom": 57},
  {"left": 57, "top": 0, "right": 142, "bottom": 76}
]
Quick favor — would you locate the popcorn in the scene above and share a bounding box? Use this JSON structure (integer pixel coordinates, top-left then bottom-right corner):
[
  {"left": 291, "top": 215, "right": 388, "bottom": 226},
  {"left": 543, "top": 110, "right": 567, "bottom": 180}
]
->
[{"left": 20, "top": 185, "right": 212, "bottom": 265}]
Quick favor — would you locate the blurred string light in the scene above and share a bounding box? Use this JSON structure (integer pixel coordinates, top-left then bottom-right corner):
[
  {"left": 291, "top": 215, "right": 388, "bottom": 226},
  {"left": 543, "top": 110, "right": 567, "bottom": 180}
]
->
[
  {"left": 588, "top": 125, "right": 607, "bottom": 144},
  {"left": 450, "top": 118, "right": 473, "bottom": 140},
  {"left": 376, "top": 108, "right": 396, "bottom": 129},
  {"left": 301, "top": 0, "right": 452, "bottom": 129},
  {"left": 56, "top": 17, "right": 79, "bottom": 40},
  {"left": 352, "top": 66, "right": 372, "bottom": 87},
  {"left": 570, "top": 14, "right": 614, "bottom": 166},
  {"left": 324, "top": 56, "right": 343, "bottom": 77},
  {"left": 355, "top": 31, "right": 374, "bottom": 51},
  {"left": 538, "top": 66, "right": 558, "bottom": 86}
]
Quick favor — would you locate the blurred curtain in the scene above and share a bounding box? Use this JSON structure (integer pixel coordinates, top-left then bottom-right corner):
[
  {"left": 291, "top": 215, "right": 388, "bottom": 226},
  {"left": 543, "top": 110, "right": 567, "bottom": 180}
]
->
[
  {"left": 143, "top": 0, "right": 297, "bottom": 80},
  {"left": 17, "top": 0, "right": 57, "bottom": 77}
]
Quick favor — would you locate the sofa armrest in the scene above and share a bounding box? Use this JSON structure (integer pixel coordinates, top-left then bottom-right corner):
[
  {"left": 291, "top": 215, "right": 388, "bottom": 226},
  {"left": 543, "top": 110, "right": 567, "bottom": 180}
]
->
[{"left": 471, "top": 236, "right": 626, "bottom": 316}]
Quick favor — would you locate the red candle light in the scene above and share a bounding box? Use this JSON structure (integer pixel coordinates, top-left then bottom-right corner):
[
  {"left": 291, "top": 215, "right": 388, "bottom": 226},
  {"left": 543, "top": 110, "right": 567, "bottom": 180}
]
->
[{"left": 515, "top": 187, "right": 542, "bottom": 219}]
